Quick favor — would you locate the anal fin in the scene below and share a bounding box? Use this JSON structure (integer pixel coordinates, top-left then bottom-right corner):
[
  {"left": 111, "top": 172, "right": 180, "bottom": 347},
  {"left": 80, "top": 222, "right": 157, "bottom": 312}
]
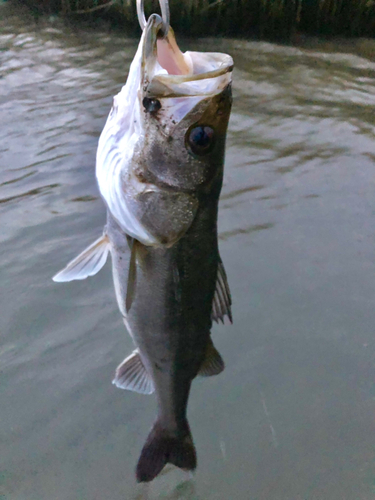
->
[
  {"left": 52, "top": 234, "right": 110, "bottom": 282},
  {"left": 212, "top": 257, "right": 233, "bottom": 324},
  {"left": 198, "top": 338, "right": 225, "bottom": 377},
  {"left": 112, "top": 349, "right": 154, "bottom": 395}
]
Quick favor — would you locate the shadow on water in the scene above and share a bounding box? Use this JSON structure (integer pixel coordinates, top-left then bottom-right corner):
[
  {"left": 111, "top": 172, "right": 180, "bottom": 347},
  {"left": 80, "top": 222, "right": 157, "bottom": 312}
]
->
[{"left": 2, "top": 1, "right": 375, "bottom": 499}]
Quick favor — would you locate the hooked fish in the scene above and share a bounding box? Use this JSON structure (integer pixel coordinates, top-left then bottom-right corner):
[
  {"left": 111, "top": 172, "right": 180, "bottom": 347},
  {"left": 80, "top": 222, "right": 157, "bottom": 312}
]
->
[{"left": 53, "top": 14, "right": 233, "bottom": 482}]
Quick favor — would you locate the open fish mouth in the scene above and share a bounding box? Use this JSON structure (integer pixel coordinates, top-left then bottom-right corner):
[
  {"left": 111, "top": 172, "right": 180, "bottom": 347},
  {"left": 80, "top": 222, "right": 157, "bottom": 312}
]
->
[{"left": 141, "top": 14, "right": 233, "bottom": 99}]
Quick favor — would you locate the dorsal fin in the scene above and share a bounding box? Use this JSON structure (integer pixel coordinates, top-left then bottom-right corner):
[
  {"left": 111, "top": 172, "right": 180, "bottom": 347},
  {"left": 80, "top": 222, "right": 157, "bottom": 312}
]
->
[
  {"left": 52, "top": 234, "right": 110, "bottom": 282},
  {"left": 212, "top": 258, "right": 232, "bottom": 324},
  {"left": 112, "top": 349, "right": 154, "bottom": 395}
]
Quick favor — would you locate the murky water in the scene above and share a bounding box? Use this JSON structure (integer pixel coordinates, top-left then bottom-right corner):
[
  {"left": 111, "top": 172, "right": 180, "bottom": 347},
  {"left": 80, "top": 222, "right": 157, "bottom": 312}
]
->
[{"left": 2, "top": 2, "right": 375, "bottom": 499}]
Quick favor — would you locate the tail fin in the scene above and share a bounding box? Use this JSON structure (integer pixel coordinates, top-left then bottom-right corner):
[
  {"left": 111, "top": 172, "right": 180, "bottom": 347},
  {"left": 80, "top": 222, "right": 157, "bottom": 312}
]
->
[{"left": 136, "top": 420, "right": 197, "bottom": 483}]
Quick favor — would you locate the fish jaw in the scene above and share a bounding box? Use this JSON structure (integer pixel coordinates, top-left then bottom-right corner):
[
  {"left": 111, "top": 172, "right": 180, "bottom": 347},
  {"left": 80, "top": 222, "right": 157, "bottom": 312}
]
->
[{"left": 96, "top": 31, "right": 157, "bottom": 245}]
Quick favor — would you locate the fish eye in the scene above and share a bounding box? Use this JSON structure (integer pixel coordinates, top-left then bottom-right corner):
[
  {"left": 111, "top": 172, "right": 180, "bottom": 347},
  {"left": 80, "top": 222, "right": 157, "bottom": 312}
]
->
[
  {"left": 142, "top": 97, "right": 161, "bottom": 114},
  {"left": 186, "top": 126, "right": 215, "bottom": 156}
]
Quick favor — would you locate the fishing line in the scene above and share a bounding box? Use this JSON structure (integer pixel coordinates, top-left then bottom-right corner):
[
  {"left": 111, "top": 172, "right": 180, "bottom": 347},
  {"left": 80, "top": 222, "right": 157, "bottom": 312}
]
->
[{"left": 136, "top": 0, "right": 170, "bottom": 37}]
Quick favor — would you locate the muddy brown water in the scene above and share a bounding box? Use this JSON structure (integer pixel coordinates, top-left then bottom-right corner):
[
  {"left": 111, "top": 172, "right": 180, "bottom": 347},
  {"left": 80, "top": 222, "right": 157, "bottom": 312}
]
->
[{"left": 2, "top": 2, "right": 375, "bottom": 499}]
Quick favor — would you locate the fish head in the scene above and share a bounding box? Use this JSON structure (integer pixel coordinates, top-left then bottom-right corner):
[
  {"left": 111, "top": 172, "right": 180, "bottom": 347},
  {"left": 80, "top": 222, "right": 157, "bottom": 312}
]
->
[
  {"left": 134, "top": 14, "right": 233, "bottom": 192},
  {"left": 96, "top": 15, "right": 233, "bottom": 246}
]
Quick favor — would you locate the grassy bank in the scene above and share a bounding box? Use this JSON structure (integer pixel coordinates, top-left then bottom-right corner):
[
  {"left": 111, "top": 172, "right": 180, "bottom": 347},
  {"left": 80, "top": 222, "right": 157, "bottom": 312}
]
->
[{"left": 21, "top": 0, "right": 375, "bottom": 40}]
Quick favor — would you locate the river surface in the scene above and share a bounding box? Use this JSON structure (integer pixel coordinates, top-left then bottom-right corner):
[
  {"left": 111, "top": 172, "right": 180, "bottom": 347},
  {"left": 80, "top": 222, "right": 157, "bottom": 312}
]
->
[{"left": 2, "top": 2, "right": 375, "bottom": 499}]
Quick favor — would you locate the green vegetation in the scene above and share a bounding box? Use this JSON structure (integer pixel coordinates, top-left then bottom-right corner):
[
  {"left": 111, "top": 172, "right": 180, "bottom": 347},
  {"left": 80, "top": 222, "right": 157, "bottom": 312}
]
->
[{"left": 21, "top": 0, "right": 375, "bottom": 39}]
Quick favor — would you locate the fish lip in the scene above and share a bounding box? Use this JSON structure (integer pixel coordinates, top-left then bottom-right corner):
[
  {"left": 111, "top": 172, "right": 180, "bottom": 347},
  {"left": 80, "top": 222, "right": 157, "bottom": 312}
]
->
[
  {"left": 140, "top": 15, "right": 233, "bottom": 99},
  {"left": 141, "top": 13, "right": 164, "bottom": 91}
]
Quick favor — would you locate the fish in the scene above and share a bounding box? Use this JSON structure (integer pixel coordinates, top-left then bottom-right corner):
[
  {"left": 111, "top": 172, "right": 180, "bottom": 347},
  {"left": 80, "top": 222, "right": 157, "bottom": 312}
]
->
[{"left": 53, "top": 13, "right": 233, "bottom": 482}]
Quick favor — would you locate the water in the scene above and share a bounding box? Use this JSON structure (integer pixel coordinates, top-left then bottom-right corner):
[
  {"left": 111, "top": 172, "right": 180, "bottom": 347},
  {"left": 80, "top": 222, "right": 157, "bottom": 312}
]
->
[{"left": 2, "top": 3, "right": 375, "bottom": 499}]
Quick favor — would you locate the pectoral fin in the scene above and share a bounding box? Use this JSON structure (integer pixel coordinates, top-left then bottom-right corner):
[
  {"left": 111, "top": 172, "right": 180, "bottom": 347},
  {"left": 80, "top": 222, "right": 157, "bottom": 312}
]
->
[
  {"left": 52, "top": 234, "right": 110, "bottom": 282},
  {"left": 112, "top": 349, "right": 155, "bottom": 395},
  {"left": 212, "top": 258, "right": 233, "bottom": 324},
  {"left": 198, "top": 338, "right": 225, "bottom": 377}
]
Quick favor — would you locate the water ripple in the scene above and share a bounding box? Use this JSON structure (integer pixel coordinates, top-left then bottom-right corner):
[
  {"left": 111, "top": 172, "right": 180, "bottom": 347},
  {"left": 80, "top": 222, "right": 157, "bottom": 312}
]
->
[
  {"left": 221, "top": 185, "right": 264, "bottom": 200},
  {"left": 0, "top": 183, "right": 60, "bottom": 204},
  {"left": 219, "top": 223, "right": 275, "bottom": 240}
]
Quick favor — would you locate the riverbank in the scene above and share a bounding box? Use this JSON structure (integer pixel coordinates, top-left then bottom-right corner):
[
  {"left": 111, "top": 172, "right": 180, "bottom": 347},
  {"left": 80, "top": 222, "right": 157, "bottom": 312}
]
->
[{"left": 16, "top": 0, "right": 375, "bottom": 41}]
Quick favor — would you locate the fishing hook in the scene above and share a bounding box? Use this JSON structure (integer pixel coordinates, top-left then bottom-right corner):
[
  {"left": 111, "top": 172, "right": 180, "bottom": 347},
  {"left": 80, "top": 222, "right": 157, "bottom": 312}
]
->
[{"left": 137, "top": 0, "right": 170, "bottom": 37}]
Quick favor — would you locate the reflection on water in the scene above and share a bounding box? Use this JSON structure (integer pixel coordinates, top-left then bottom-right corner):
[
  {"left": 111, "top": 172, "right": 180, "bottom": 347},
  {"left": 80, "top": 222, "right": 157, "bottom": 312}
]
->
[{"left": 2, "top": 2, "right": 375, "bottom": 499}]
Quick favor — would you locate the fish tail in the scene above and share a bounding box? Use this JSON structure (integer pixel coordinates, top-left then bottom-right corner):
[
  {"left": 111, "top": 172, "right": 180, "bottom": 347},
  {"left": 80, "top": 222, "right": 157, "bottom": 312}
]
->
[{"left": 136, "top": 419, "right": 197, "bottom": 482}]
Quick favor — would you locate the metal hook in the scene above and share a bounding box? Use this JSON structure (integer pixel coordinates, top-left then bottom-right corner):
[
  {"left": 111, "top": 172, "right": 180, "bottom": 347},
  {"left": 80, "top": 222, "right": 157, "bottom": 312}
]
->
[{"left": 137, "top": 0, "right": 170, "bottom": 37}]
